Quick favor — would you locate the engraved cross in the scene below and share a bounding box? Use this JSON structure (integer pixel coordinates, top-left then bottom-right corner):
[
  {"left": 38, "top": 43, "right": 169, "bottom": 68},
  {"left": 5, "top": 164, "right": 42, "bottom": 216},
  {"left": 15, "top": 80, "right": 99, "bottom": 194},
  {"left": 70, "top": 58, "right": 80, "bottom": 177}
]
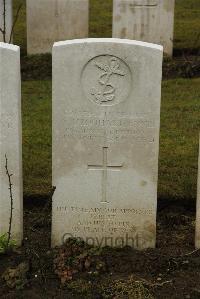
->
[{"left": 88, "top": 147, "right": 123, "bottom": 203}]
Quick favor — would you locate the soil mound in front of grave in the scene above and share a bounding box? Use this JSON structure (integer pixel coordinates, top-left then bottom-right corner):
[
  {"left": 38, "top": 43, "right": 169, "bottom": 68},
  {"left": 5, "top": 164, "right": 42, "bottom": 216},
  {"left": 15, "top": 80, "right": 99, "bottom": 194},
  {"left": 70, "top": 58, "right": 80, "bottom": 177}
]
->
[{"left": 0, "top": 200, "right": 199, "bottom": 298}]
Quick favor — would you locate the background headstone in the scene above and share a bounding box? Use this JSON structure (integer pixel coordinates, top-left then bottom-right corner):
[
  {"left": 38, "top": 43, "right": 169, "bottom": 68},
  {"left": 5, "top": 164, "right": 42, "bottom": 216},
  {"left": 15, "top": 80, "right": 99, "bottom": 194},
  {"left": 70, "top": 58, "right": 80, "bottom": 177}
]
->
[
  {"left": 195, "top": 135, "right": 200, "bottom": 248},
  {"left": 0, "top": 0, "right": 13, "bottom": 43},
  {"left": 26, "top": 0, "right": 89, "bottom": 55},
  {"left": 112, "top": 0, "right": 175, "bottom": 56},
  {"left": 0, "top": 43, "right": 23, "bottom": 245},
  {"left": 52, "top": 39, "right": 163, "bottom": 249}
]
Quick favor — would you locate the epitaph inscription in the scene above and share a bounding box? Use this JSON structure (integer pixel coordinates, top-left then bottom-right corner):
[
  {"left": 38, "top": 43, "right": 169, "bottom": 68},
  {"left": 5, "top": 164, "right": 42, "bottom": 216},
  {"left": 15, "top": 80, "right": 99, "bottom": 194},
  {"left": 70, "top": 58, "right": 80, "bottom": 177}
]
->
[
  {"left": 56, "top": 205, "right": 155, "bottom": 247},
  {"left": 82, "top": 55, "right": 132, "bottom": 106}
]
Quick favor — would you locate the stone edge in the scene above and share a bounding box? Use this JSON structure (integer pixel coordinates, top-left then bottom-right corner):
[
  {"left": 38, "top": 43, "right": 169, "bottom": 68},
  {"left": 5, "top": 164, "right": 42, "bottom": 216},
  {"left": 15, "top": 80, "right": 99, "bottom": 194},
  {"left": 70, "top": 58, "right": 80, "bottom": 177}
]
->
[
  {"left": 0, "top": 42, "right": 19, "bottom": 52},
  {"left": 53, "top": 38, "right": 163, "bottom": 52}
]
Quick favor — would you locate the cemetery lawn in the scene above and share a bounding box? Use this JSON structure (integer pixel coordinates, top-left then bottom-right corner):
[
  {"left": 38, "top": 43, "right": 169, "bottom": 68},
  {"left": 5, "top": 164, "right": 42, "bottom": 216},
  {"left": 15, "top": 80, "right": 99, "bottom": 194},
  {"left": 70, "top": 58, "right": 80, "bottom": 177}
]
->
[
  {"left": 22, "top": 78, "right": 200, "bottom": 202},
  {"left": 13, "top": 0, "right": 200, "bottom": 83},
  {"left": 14, "top": 0, "right": 200, "bottom": 53}
]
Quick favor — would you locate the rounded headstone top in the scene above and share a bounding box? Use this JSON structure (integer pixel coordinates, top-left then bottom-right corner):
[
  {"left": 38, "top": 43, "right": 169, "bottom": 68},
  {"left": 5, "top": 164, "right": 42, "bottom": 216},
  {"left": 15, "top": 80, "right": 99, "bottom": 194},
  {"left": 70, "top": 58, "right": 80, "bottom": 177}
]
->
[
  {"left": 53, "top": 38, "right": 163, "bottom": 52},
  {"left": 0, "top": 42, "right": 19, "bottom": 52}
]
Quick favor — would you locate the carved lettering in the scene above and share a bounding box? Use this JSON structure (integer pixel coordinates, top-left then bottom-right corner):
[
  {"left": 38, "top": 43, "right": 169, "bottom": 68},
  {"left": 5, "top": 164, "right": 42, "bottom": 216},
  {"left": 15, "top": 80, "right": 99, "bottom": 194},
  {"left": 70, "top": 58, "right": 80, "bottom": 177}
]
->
[{"left": 64, "top": 112, "right": 155, "bottom": 143}]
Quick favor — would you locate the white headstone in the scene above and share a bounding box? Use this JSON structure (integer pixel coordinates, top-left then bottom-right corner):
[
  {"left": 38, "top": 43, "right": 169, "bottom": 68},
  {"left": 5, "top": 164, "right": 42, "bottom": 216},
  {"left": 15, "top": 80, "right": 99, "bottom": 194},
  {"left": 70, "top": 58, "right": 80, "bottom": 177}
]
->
[
  {"left": 0, "top": 43, "right": 23, "bottom": 245},
  {"left": 112, "top": 0, "right": 175, "bottom": 56},
  {"left": 52, "top": 38, "right": 163, "bottom": 249},
  {"left": 0, "top": 0, "right": 13, "bottom": 43},
  {"left": 26, "top": 0, "right": 89, "bottom": 55},
  {"left": 195, "top": 135, "right": 200, "bottom": 248}
]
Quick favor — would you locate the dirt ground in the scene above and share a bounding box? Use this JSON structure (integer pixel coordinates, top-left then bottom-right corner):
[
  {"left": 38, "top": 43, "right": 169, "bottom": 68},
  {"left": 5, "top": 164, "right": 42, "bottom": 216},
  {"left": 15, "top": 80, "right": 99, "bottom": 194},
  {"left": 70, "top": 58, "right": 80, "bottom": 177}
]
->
[{"left": 0, "top": 198, "right": 199, "bottom": 299}]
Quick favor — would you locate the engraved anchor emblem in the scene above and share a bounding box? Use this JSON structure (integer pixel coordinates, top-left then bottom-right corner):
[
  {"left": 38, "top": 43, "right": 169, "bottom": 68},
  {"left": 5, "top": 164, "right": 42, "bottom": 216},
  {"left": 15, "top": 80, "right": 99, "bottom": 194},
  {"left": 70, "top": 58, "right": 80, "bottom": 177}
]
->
[{"left": 91, "top": 57, "right": 126, "bottom": 104}]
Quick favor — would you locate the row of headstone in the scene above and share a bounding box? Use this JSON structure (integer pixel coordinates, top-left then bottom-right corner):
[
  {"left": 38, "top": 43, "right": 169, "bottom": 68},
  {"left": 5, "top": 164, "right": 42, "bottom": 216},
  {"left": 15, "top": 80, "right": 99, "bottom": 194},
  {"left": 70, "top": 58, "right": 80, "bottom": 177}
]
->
[
  {"left": 0, "top": 40, "right": 199, "bottom": 250},
  {"left": 0, "top": 0, "right": 175, "bottom": 56}
]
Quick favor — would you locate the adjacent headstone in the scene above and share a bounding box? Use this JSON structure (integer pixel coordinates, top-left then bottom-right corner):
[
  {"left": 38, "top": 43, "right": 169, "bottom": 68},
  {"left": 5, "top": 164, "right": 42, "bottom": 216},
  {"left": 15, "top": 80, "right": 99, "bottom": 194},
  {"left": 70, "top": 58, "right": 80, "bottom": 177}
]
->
[
  {"left": 0, "top": 43, "right": 23, "bottom": 245},
  {"left": 112, "top": 0, "right": 175, "bottom": 56},
  {"left": 0, "top": 0, "right": 13, "bottom": 43},
  {"left": 52, "top": 38, "right": 163, "bottom": 249},
  {"left": 26, "top": 0, "right": 89, "bottom": 55},
  {"left": 195, "top": 135, "right": 200, "bottom": 248}
]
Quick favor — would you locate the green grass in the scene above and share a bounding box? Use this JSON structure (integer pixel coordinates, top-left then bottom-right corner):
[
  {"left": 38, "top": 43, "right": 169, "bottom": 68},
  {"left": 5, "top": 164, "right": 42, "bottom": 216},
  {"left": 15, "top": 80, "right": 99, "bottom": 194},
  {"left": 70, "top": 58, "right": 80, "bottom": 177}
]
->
[
  {"left": 10, "top": 0, "right": 200, "bottom": 200},
  {"left": 13, "top": 0, "right": 26, "bottom": 53},
  {"left": 22, "top": 79, "right": 200, "bottom": 200},
  {"left": 174, "top": 0, "right": 200, "bottom": 51},
  {"left": 13, "top": 0, "right": 200, "bottom": 53},
  {"left": 159, "top": 78, "right": 200, "bottom": 200},
  {"left": 89, "top": 0, "right": 113, "bottom": 38},
  {"left": 22, "top": 81, "right": 52, "bottom": 197}
]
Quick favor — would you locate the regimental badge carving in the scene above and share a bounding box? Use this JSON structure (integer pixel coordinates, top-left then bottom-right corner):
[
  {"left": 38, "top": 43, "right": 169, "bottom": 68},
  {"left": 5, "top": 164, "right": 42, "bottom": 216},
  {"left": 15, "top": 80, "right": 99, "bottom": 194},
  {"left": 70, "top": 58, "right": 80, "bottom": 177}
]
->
[
  {"left": 91, "top": 57, "right": 126, "bottom": 104},
  {"left": 82, "top": 55, "right": 132, "bottom": 106}
]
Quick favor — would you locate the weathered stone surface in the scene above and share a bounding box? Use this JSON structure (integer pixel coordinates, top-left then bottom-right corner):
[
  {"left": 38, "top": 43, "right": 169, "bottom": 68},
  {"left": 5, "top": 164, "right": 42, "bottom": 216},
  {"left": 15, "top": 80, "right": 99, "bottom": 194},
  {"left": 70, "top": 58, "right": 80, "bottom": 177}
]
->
[
  {"left": 196, "top": 135, "right": 200, "bottom": 248},
  {"left": 0, "top": 0, "right": 12, "bottom": 43},
  {"left": 0, "top": 43, "right": 23, "bottom": 245},
  {"left": 26, "top": 0, "right": 89, "bottom": 54},
  {"left": 112, "top": 0, "right": 175, "bottom": 56},
  {"left": 52, "top": 38, "right": 163, "bottom": 249}
]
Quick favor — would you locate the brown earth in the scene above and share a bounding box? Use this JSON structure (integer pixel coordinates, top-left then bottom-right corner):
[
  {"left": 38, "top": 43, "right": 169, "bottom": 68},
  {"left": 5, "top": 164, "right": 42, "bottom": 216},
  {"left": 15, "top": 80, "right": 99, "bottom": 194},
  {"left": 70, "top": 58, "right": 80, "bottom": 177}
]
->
[{"left": 0, "top": 198, "right": 199, "bottom": 299}]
